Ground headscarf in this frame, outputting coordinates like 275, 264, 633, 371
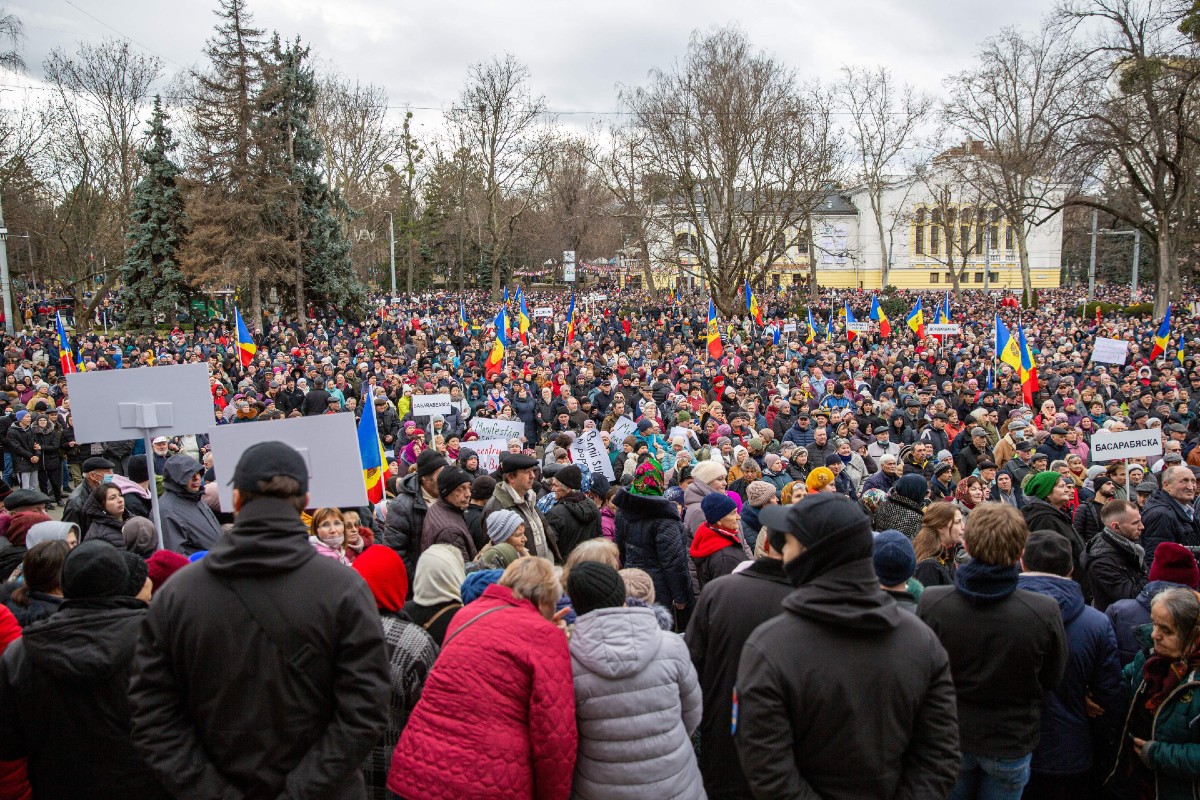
859, 488, 887, 516
412, 543, 465, 606
1025, 470, 1062, 501
631, 457, 664, 496
352, 544, 409, 613
954, 478, 979, 510
893, 474, 928, 505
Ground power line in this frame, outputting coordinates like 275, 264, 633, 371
58, 0, 189, 70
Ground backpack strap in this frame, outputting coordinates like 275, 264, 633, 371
442, 604, 512, 647
214, 573, 321, 694
420, 602, 461, 631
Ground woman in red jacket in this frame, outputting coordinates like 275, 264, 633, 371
387, 556, 577, 800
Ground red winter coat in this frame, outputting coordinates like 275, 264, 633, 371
387, 583, 577, 800
0, 605, 30, 800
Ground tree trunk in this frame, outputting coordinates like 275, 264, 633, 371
1017, 224, 1033, 302
872, 192, 889, 287
250, 269, 262, 334
638, 233, 655, 293
1155, 219, 1176, 320
294, 266, 305, 331
405, 205, 414, 294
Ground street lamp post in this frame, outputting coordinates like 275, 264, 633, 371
384, 211, 397, 297
0, 194, 13, 334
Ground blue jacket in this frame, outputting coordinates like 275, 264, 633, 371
1105, 580, 1189, 667
781, 422, 814, 448
613, 490, 693, 609
1018, 574, 1124, 776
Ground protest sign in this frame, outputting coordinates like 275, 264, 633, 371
609, 416, 637, 442
411, 393, 452, 417
570, 429, 616, 481
1091, 337, 1129, 365
1088, 428, 1163, 461
534, 307, 553, 318
466, 438, 510, 473
925, 324, 961, 335
469, 417, 525, 440
846, 322, 871, 333
782, 323, 797, 333
668, 426, 695, 451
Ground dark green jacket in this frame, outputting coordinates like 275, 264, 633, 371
1112, 625, 1200, 800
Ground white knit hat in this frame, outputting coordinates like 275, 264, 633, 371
487, 509, 523, 544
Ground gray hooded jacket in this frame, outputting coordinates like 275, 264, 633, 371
569, 606, 704, 800
159, 455, 223, 555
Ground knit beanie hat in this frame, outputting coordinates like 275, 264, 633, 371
486, 509, 523, 544
436, 467, 472, 499
691, 460, 727, 487
806, 467, 835, 493
893, 474, 928, 504
6, 512, 51, 548
557, 464, 583, 491
122, 517, 157, 556
61, 540, 128, 600
746, 481, 777, 508
470, 475, 497, 500
567, 561, 627, 617
873, 530, 917, 587
119, 551, 150, 597
1025, 470, 1062, 500
416, 449, 449, 479
664, 486, 686, 506
1022, 530, 1073, 576
351, 544, 408, 612
146, 550, 189, 594
619, 567, 656, 604
760, 493, 874, 587
701, 492, 737, 525
1149, 542, 1200, 588
461, 569, 504, 604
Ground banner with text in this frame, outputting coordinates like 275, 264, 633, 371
1088, 428, 1163, 461
570, 429, 616, 481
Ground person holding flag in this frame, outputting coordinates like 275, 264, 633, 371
234, 307, 257, 368
1150, 304, 1173, 360
906, 298, 925, 339
744, 280, 764, 326
869, 295, 891, 336
518, 292, 532, 345
806, 307, 817, 345
56, 312, 77, 375
707, 299, 723, 360
1018, 323, 1039, 406
358, 388, 387, 504
485, 307, 508, 378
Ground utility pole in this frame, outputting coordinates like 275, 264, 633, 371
385, 211, 397, 297
1087, 209, 1098, 307
0, 194, 14, 335
1131, 229, 1140, 302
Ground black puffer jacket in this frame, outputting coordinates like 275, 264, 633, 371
80, 491, 130, 548
613, 490, 693, 609
1081, 530, 1147, 613
0, 599, 170, 799
736, 559, 960, 799
384, 473, 431, 584
0, 582, 61, 628
1141, 490, 1200, 568
1023, 498, 1090, 601
544, 492, 601, 560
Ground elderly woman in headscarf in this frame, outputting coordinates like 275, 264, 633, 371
402, 543, 465, 647
953, 476, 986, 521
870, 474, 927, 540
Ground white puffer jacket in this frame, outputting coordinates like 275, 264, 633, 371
569, 606, 705, 800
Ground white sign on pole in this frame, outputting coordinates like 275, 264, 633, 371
570, 428, 615, 481
563, 250, 576, 283
209, 414, 369, 512
533, 307, 553, 318
609, 416, 637, 442
782, 323, 798, 333
846, 322, 871, 333
1091, 337, 1130, 365
469, 417, 526, 441
67, 363, 214, 443
464, 438, 510, 474
668, 426, 695, 451
411, 393, 452, 417
1088, 428, 1164, 461
925, 323, 962, 335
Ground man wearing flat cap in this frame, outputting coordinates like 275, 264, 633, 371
130, 440, 389, 800
61, 456, 115, 529
482, 452, 561, 563
734, 493, 960, 799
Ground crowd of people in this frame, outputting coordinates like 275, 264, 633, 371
0, 281, 1196, 798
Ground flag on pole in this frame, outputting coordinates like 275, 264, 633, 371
744, 281, 764, 326
771, 323, 781, 346
905, 298, 925, 338
357, 390, 387, 504
1150, 304, 1173, 360
825, 310, 835, 340
1018, 323, 1039, 406
805, 308, 817, 345
941, 292, 952, 322
56, 312, 76, 375
485, 307, 508, 378
845, 302, 859, 343
996, 315, 1022, 371
869, 295, 891, 336
518, 292, 531, 345
707, 299, 723, 359
234, 307, 257, 368
987, 368, 994, 391
459, 300, 470, 333
565, 294, 576, 345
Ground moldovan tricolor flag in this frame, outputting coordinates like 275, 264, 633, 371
744, 281, 764, 326
234, 307, 257, 368
56, 312, 76, 375
845, 302, 859, 343
805, 308, 817, 345
905, 298, 925, 338
485, 308, 508, 378
707, 299, 724, 360
996, 315, 1022, 372
869, 295, 891, 336
565, 294, 576, 345
357, 390, 387, 503
1150, 304, 1173, 361
1018, 323, 1039, 406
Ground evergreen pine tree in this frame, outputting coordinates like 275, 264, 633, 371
119, 96, 188, 332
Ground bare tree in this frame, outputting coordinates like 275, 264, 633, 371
623, 26, 843, 315
592, 122, 668, 291
944, 25, 1082, 300
0, 6, 24, 72
312, 72, 403, 211
836, 65, 935, 287
1055, 0, 1200, 316
914, 160, 989, 296
447, 54, 552, 298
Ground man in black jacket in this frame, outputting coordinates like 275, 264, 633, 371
734, 494, 960, 800
1141, 466, 1200, 568
919, 502, 1068, 800
686, 537, 791, 800
543, 464, 600, 560
5, 410, 39, 490
1082, 499, 1147, 613
129, 441, 390, 800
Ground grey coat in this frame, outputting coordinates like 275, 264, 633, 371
159, 456, 222, 556
569, 606, 704, 800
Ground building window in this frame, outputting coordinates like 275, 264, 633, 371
990, 209, 1000, 252
914, 209, 925, 255
930, 210, 940, 255
990, 271, 999, 282
975, 272, 984, 283
946, 272, 955, 283
960, 225, 971, 257
930, 272, 939, 283
1005, 225, 1014, 251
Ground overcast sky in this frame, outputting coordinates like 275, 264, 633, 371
11, 0, 1054, 134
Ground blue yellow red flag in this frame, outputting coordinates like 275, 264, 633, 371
235, 307, 257, 368
357, 390, 387, 503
